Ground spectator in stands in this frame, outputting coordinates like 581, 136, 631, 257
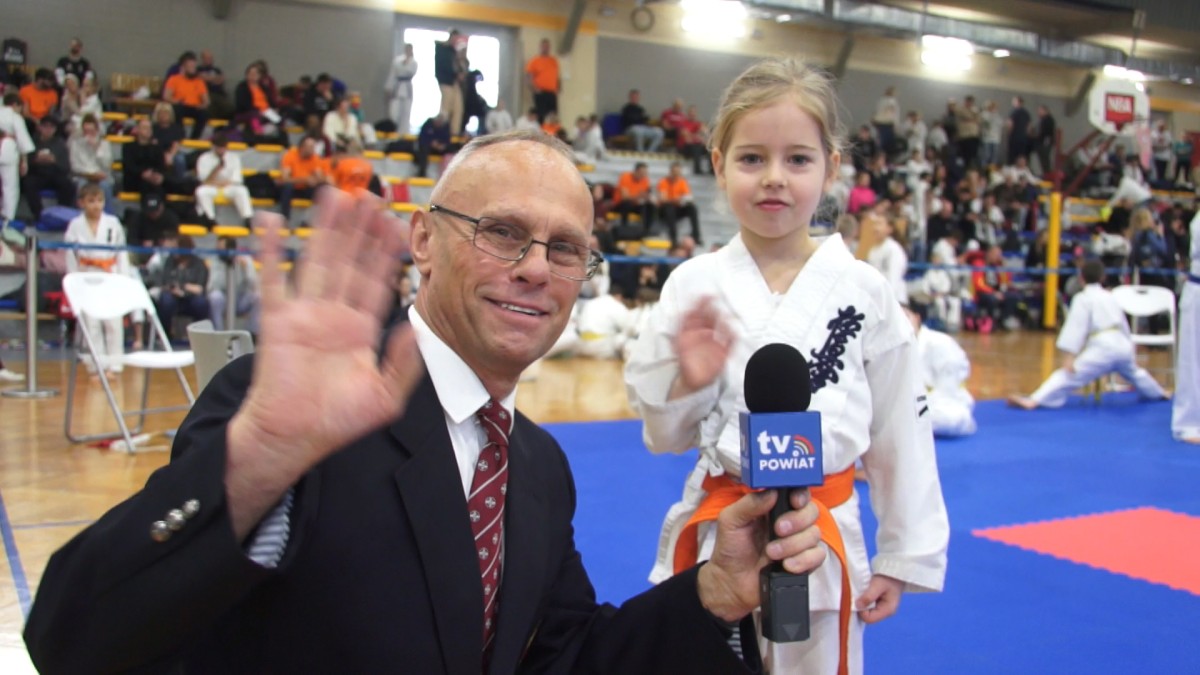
903, 148, 931, 190
55, 37, 94, 88
1173, 134, 1194, 186
207, 236, 260, 334
955, 95, 981, 169
386, 43, 418, 134
850, 124, 877, 173
901, 110, 926, 159
620, 89, 664, 153
331, 140, 377, 196
198, 50, 231, 119
980, 100, 1002, 169
614, 161, 654, 237
971, 245, 1021, 331
324, 96, 363, 153
659, 98, 687, 146
514, 107, 540, 133
123, 118, 169, 195
846, 171, 877, 215
926, 199, 960, 259
1005, 96, 1031, 165
1032, 104, 1057, 176
1151, 119, 1173, 183
919, 249, 960, 331
657, 161, 699, 245
460, 66, 486, 136
21, 116, 74, 220
129, 192, 178, 250
927, 120, 949, 159
304, 73, 336, 120
234, 63, 282, 143
151, 102, 187, 179
1129, 208, 1173, 331
164, 52, 210, 140
835, 213, 859, 253
967, 191, 1004, 249
484, 98, 513, 135
18, 68, 58, 125
195, 132, 252, 225
302, 112, 334, 157
526, 38, 560, 124
414, 114, 450, 179
571, 115, 606, 163
1003, 154, 1038, 183
277, 134, 330, 218
541, 111, 563, 139
59, 74, 100, 134
873, 86, 899, 156
678, 106, 709, 175
0, 94, 33, 225
68, 114, 114, 215
865, 213, 909, 304
434, 30, 465, 134
152, 233, 211, 340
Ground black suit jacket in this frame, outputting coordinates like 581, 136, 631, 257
25, 355, 760, 674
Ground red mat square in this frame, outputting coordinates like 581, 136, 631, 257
973, 507, 1200, 596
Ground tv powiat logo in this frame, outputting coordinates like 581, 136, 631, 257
739, 411, 824, 489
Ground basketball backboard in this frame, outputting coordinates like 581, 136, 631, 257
1088, 77, 1150, 136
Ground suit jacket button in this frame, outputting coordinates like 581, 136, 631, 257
166, 509, 187, 531
150, 520, 171, 543
182, 499, 201, 518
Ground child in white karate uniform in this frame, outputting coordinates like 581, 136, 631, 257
625, 57, 948, 675
1008, 259, 1167, 410
1174, 211, 1200, 443
905, 306, 976, 437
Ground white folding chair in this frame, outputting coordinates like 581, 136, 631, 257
1112, 284, 1177, 383
186, 319, 254, 392
63, 272, 196, 452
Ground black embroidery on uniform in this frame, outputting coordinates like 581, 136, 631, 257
809, 305, 865, 393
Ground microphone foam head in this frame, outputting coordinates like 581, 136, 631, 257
744, 343, 812, 413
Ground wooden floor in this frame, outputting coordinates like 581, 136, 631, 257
0, 332, 1172, 671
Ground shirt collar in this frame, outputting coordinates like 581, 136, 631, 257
409, 304, 516, 428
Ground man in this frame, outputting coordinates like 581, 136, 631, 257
207, 236, 261, 334
1009, 259, 1167, 410
620, 89, 664, 153
525, 38, 559, 124
276, 134, 330, 219
415, 114, 450, 179
657, 161, 699, 245
18, 68, 58, 125
163, 52, 211, 140
1032, 105, 1057, 177
129, 192, 179, 249
659, 98, 687, 146
24, 130, 824, 673
387, 43, 418, 134
614, 161, 655, 238
55, 37, 94, 88
1005, 96, 1031, 166
20, 116, 74, 220
0, 94, 32, 225
122, 117, 169, 195
198, 50, 232, 119
901, 110, 927, 159
304, 73, 335, 120
435, 30, 465, 135
195, 132, 253, 224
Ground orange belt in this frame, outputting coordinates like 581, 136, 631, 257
674, 466, 855, 675
79, 256, 117, 272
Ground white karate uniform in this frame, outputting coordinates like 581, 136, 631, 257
576, 294, 632, 359
0, 106, 34, 222
195, 150, 252, 220
867, 236, 909, 304
1031, 283, 1167, 407
65, 214, 137, 373
916, 326, 976, 437
625, 234, 948, 675
921, 268, 962, 330
386, 55, 418, 134
1173, 212, 1200, 441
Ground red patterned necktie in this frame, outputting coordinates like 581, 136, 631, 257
471, 399, 510, 659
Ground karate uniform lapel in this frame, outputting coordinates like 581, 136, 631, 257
389, 376, 484, 674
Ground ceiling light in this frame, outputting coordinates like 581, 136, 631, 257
1103, 64, 1146, 82
681, 0, 748, 38
776, 14, 792, 22
1183, 77, 1195, 85
921, 35, 974, 72
993, 49, 1010, 58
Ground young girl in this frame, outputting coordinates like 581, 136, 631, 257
624, 57, 948, 674
65, 184, 139, 378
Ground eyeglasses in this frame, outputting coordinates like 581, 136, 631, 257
429, 204, 603, 281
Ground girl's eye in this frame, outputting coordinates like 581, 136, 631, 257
790, 155, 813, 165
738, 153, 763, 165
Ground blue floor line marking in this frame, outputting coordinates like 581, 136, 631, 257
0, 488, 32, 618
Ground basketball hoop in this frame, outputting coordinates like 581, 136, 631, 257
1089, 78, 1150, 137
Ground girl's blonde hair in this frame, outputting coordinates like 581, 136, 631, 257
152, 102, 176, 124
1130, 207, 1155, 232
708, 56, 846, 169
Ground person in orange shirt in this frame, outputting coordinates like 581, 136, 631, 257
657, 162, 700, 245
277, 135, 331, 218
614, 162, 655, 239
163, 52, 211, 140
19, 68, 59, 124
525, 38, 560, 124
331, 140, 378, 196
541, 111, 563, 139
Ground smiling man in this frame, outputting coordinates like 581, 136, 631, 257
25, 130, 825, 674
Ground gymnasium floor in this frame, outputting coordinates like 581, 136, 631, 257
0, 331, 1179, 673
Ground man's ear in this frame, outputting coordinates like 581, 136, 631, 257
410, 210, 433, 277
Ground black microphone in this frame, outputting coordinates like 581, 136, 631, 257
740, 343, 823, 643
